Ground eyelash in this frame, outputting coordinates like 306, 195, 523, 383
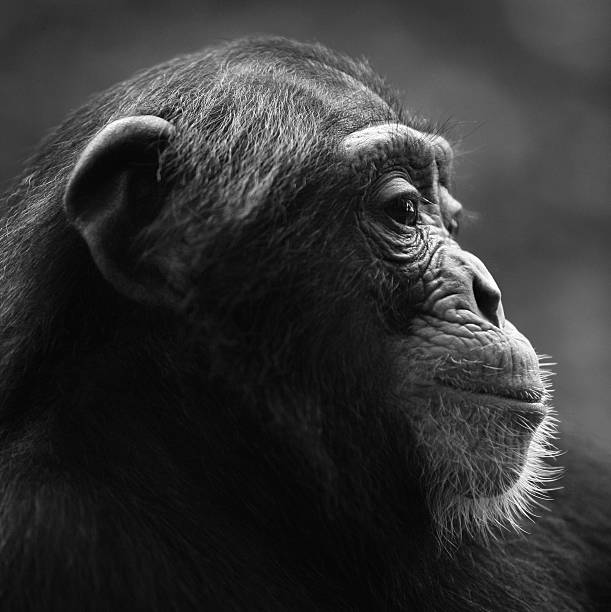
407, 194, 462, 239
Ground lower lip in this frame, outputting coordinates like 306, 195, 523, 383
434, 383, 549, 418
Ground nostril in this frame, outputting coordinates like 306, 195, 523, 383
472, 275, 502, 327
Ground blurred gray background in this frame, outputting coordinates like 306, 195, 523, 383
1, 0, 609, 446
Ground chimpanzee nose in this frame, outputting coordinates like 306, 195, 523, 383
432, 249, 505, 328
471, 267, 504, 328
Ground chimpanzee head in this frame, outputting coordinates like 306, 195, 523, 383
3, 37, 558, 546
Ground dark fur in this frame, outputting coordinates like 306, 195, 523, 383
0, 36, 609, 611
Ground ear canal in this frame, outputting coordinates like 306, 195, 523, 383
64, 115, 177, 306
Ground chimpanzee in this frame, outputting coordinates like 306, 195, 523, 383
0, 36, 609, 612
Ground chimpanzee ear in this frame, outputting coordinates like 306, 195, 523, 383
64, 115, 177, 306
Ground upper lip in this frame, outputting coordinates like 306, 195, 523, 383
434, 378, 546, 404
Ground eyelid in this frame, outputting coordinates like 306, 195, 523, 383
374, 176, 420, 203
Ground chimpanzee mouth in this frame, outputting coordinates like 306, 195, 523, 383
434, 379, 548, 420
434, 377, 545, 403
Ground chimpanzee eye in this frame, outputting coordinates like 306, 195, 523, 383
374, 176, 421, 229
383, 194, 419, 227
